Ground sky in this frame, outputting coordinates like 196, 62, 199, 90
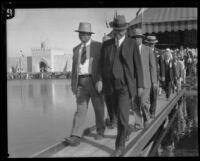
6, 8, 146, 57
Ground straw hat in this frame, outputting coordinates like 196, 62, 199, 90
75, 22, 94, 34
145, 36, 158, 44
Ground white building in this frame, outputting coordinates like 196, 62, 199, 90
7, 40, 72, 73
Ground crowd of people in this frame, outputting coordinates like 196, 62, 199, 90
63, 15, 197, 157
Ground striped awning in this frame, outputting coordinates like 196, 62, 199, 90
129, 8, 197, 34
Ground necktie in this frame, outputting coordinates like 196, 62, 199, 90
115, 39, 119, 48
80, 44, 86, 64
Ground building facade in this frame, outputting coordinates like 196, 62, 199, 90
7, 41, 72, 73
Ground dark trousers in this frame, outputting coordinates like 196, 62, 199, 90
112, 83, 130, 149
105, 93, 118, 124
134, 88, 151, 126
165, 80, 172, 99
149, 85, 158, 115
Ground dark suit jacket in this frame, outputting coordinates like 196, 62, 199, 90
154, 48, 165, 80
100, 36, 144, 98
164, 59, 174, 82
71, 40, 102, 95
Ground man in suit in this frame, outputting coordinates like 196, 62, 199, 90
64, 22, 105, 146
144, 36, 165, 119
100, 15, 144, 157
164, 50, 175, 100
176, 54, 185, 91
102, 35, 118, 129
131, 29, 157, 129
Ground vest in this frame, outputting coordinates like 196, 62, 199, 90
112, 44, 125, 84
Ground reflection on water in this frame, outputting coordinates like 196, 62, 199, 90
7, 80, 96, 157
156, 95, 198, 157
7, 80, 198, 157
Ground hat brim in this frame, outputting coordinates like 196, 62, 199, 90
75, 30, 95, 34
113, 23, 129, 30
145, 40, 158, 43
113, 26, 128, 30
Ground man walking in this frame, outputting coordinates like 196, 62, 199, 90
100, 15, 144, 157
102, 35, 118, 129
64, 22, 105, 146
145, 36, 165, 118
131, 29, 157, 129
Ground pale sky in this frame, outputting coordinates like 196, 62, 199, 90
6, 8, 145, 57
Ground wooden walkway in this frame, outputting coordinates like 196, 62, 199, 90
31, 89, 195, 157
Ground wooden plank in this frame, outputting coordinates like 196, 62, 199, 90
32, 90, 184, 157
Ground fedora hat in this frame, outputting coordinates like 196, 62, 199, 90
131, 28, 144, 38
75, 22, 94, 34
112, 15, 128, 30
145, 36, 158, 44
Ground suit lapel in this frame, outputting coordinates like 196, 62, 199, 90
121, 36, 128, 59
109, 39, 116, 64
90, 41, 94, 59
74, 44, 81, 73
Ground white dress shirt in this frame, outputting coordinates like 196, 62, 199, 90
78, 39, 93, 75
115, 35, 125, 47
139, 44, 142, 55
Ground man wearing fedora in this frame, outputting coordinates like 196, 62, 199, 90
100, 15, 144, 156
102, 34, 118, 130
145, 35, 165, 119
64, 22, 105, 146
131, 29, 157, 129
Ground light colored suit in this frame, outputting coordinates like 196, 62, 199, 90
71, 40, 102, 95
70, 40, 105, 137
140, 44, 157, 88
134, 44, 157, 125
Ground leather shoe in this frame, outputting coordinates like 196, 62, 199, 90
112, 147, 125, 157
126, 128, 133, 141
64, 135, 81, 146
131, 124, 144, 132
105, 118, 117, 129
83, 128, 92, 136
107, 123, 117, 129
94, 133, 104, 140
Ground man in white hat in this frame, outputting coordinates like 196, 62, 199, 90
144, 35, 165, 119
64, 22, 105, 146
130, 29, 157, 129
100, 15, 144, 157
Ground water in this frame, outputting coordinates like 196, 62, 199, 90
7, 79, 97, 158
7, 80, 198, 157
151, 95, 198, 157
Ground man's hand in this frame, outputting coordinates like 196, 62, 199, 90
96, 80, 103, 93
137, 88, 143, 97
161, 77, 165, 81
153, 83, 158, 88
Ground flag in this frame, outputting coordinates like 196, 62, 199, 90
136, 8, 142, 17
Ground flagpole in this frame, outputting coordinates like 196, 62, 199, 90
141, 8, 143, 32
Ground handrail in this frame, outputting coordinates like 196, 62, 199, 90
124, 89, 185, 156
